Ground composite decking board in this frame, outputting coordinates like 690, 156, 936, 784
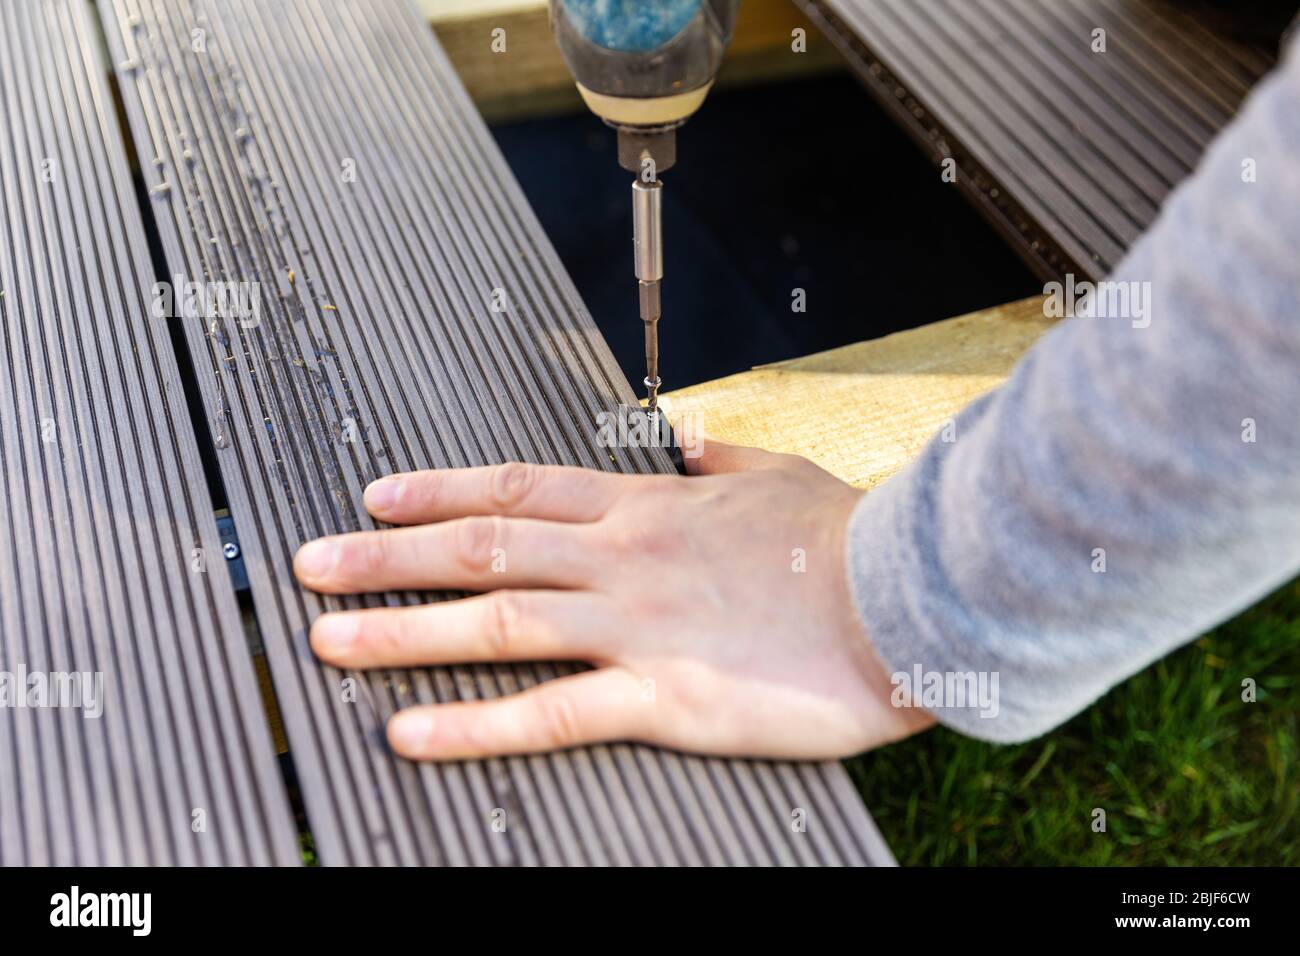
0, 0, 298, 866
799, 0, 1275, 280
101, 0, 894, 866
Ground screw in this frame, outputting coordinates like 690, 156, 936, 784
223, 542, 240, 560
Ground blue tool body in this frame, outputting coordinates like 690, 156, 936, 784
558, 0, 702, 52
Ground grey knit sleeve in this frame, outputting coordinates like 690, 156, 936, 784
845, 39, 1300, 743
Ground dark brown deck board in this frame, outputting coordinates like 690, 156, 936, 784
101, 0, 895, 866
0, 0, 298, 866
799, 0, 1278, 280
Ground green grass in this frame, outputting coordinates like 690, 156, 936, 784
846, 579, 1299, 866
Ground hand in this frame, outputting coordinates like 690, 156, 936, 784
292, 439, 934, 761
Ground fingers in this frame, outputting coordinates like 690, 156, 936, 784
386, 667, 649, 760
310, 591, 617, 668
684, 435, 779, 476
364, 462, 627, 525
294, 517, 598, 594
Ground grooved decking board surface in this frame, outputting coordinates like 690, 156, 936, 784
102, 0, 894, 865
798, 0, 1277, 281
0, 0, 298, 865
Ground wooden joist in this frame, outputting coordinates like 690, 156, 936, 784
659, 296, 1054, 489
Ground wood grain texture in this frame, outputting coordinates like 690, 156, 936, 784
659, 296, 1054, 489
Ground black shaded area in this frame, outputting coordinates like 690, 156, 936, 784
1201, 0, 1299, 44
492, 73, 1040, 390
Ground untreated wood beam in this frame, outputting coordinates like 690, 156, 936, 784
659, 296, 1054, 489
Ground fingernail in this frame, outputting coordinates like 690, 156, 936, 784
311, 613, 360, 654
294, 538, 339, 582
364, 476, 402, 513
388, 713, 431, 755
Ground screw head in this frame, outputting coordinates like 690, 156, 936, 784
223, 542, 240, 560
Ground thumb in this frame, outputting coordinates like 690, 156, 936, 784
657, 402, 777, 475
683, 431, 778, 476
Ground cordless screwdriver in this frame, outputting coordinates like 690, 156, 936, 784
548, 0, 740, 419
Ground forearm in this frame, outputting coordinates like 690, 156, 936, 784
847, 39, 1300, 742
